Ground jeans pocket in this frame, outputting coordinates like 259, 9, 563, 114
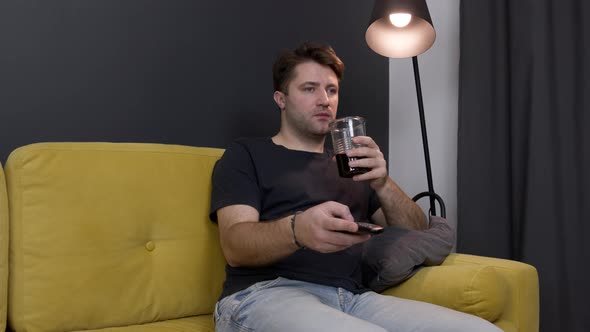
252, 276, 283, 291
213, 301, 220, 324
216, 277, 284, 329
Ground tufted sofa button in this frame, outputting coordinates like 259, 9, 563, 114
145, 241, 156, 251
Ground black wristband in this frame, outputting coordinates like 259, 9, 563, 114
290, 211, 305, 250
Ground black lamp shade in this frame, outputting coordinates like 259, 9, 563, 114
366, 0, 436, 58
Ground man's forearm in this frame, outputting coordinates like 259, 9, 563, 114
222, 216, 299, 268
374, 177, 427, 230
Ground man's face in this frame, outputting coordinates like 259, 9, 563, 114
275, 61, 339, 137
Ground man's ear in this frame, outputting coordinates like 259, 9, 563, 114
273, 91, 286, 110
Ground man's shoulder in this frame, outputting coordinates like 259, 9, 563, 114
221, 137, 277, 162
232, 136, 271, 147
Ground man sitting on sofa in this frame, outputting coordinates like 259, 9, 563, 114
209, 41, 501, 332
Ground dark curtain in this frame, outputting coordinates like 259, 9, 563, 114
458, 0, 589, 331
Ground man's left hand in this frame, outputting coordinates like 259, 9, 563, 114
346, 136, 388, 189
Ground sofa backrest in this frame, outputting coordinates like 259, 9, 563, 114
0, 162, 8, 331
5, 143, 226, 332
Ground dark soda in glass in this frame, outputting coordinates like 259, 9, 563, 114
336, 154, 368, 178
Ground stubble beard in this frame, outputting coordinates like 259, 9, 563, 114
283, 105, 334, 143
305, 116, 331, 136
292, 117, 330, 143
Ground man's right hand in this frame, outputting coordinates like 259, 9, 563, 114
293, 201, 371, 253
217, 202, 371, 268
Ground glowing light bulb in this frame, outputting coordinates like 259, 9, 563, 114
389, 13, 412, 28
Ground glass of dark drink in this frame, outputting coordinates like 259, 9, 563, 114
329, 116, 369, 178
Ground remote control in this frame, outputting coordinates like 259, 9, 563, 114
354, 221, 384, 234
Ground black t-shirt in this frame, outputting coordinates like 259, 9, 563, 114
210, 137, 381, 299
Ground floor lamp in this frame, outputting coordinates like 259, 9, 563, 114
365, 0, 446, 218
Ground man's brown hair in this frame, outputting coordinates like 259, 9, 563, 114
272, 42, 345, 94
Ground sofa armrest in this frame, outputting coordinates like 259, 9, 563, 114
381, 253, 539, 332
442, 253, 539, 332
381, 254, 506, 322
0, 163, 8, 332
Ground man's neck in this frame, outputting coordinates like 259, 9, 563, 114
271, 131, 325, 153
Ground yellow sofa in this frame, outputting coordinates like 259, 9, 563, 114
0, 142, 539, 332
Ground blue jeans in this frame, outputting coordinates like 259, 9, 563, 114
214, 277, 502, 332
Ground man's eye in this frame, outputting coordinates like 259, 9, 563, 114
328, 88, 338, 95
304, 87, 315, 92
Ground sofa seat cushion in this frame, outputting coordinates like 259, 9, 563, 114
75, 315, 214, 332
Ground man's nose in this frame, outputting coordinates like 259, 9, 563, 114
317, 90, 329, 105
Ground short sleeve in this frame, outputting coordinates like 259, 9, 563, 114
209, 141, 261, 222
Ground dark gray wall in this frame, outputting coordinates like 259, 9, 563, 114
0, 0, 388, 163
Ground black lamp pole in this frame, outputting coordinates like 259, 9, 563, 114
411, 56, 445, 217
